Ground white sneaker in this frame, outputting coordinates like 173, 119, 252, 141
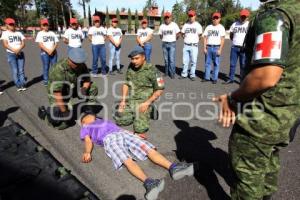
21, 87, 27, 91
0, 91, 3, 95
17, 87, 23, 92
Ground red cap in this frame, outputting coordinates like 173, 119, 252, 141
70, 18, 78, 24
141, 19, 148, 24
188, 10, 196, 17
112, 18, 118, 23
40, 18, 49, 25
212, 12, 221, 18
92, 15, 100, 21
164, 12, 172, 17
240, 9, 250, 17
5, 18, 15, 25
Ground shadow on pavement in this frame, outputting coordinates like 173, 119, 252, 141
173, 120, 234, 200
0, 106, 19, 127
1, 81, 15, 91
116, 194, 136, 200
26, 75, 43, 88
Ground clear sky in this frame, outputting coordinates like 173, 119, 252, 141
71, 0, 261, 16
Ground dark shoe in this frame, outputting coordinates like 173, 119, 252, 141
144, 179, 165, 200
212, 80, 217, 84
38, 106, 47, 120
178, 76, 186, 79
117, 69, 123, 74
169, 163, 194, 180
109, 71, 115, 75
201, 79, 210, 82
263, 195, 273, 200
190, 77, 196, 81
222, 80, 234, 84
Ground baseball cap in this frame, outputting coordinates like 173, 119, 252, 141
188, 10, 196, 17
112, 18, 118, 22
40, 18, 49, 25
68, 48, 87, 64
164, 12, 172, 17
240, 9, 250, 17
128, 46, 145, 58
212, 12, 221, 18
70, 18, 78, 24
92, 15, 100, 21
5, 18, 15, 25
141, 19, 148, 24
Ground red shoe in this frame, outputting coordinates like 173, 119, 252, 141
136, 133, 148, 140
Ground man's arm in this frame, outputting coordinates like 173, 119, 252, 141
143, 33, 153, 43
2, 40, 17, 53
82, 135, 93, 163
139, 90, 163, 113
136, 35, 143, 46
88, 34, 92, 42
118, 84, 129, 112
203, 36, 207, 54
218, 36, 225, 55
38, 42, 51, 55
230, 32, 234, 41
53, 92, 68, 112
108, 35, 116, 46
63, 37, 69, 44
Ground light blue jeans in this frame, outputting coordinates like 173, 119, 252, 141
204, 46, 221, 81
40, 50, 58, 84
181, 44, 199, 78
109, 43, 121, 72
7, 52, 26, 88
162, 41, 176, 76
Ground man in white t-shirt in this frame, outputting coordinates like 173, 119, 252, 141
88, 15, 107, 75
35, 18, 59, 85
1, 18, 27, 91
224, 9, 250, 84
63, 18, 84, 51
137, 19, 154, 63
107, 18, 123, 75
203, 12, 226, 84
158, 11, 180, 79
179, 10, 203, 81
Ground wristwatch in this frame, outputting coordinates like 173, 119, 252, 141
227, 93, 239, 109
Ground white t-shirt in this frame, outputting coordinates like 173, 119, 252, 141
158, 22, 180, 42
88, 26, 107, 45
203, 24, 226, 45
137, 27, 154, 43
107, 27, 122, 44
35, 30, 59, 50
63, 28, 84, 48
0, 30, 25, 53
230, 21, 249, 46
181, 21, 203, 44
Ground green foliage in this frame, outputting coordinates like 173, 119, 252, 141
128, 8, 132, 33
160, 7, 164, 25
143, 7, 148, 18
116, 8, 121, 23
88, 5, 91, 26
172, 1, 188, 26
105, 6, 110, 26
134, 9, 139, 33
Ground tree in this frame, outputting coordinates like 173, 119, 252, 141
78, 0, 90, 19
160, 7, 164, 25
105, 6, 109, 27
88, 5, 91, 26
128, 8, 132, 33
143, 7, 148, 18
116, 8, 121, 23
134, 9, 139, 33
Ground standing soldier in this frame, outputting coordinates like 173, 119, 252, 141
136, 19, 154, 63
179, 10, 203, 81
107, 18, 123, 75
213, 0, 300, 199
35, 18, 59, 86
202, 12, 225, 84
1, 18, 26, 91
224, 9, 250, 84
158, 11, 180, 79
63, 18, 84, 51
114, 46, 164, 140
38, 48, 98, 130
88, 15, 107, 76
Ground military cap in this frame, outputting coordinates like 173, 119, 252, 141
128, 46, 145, 58
68, 48, 87, 63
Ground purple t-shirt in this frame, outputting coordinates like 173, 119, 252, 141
80, 118, 122, 146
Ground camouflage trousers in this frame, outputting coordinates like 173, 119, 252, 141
114, 100, 151, 133
229, 125, 281, 200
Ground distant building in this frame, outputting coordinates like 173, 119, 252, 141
95, 5, 161, 34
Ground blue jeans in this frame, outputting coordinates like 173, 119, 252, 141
67, 46, 81, 53
181, 44, 198, 78
92, 44, 106, 74
229, 46, 246, 81
7, 52, 26, 88
204, 46, 221, 81
109, 43, 121, 71
143, 43, 152, 63
162, 42, 176, 76
40, 50, 58, 84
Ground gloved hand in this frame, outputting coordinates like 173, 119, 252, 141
80, 87, 88, 96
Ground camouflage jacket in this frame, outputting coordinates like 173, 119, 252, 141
125, 62, 165, 101
237, 0, 300, 145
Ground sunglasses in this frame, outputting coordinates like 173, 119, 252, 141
71, 23, 77, 25
112, 21, 118, 23
213, 17, 220, 20
8, 23, 15, 26
42, 23, 49, 26
94, 20, 100, 23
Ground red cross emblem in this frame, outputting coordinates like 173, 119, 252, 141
157, 77, 165, 87
254, 32, 282, 60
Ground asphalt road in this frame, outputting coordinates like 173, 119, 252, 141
0, 36, 299, 200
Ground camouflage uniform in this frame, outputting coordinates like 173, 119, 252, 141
47, 58, 98, 111
114, 63, 164, 133
230, 1, 300, 199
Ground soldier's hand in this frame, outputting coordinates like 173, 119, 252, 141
213, 94, 236, 128
139, 101, 150, 113
118, 100, 126, 113
82, 152, 92, 163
